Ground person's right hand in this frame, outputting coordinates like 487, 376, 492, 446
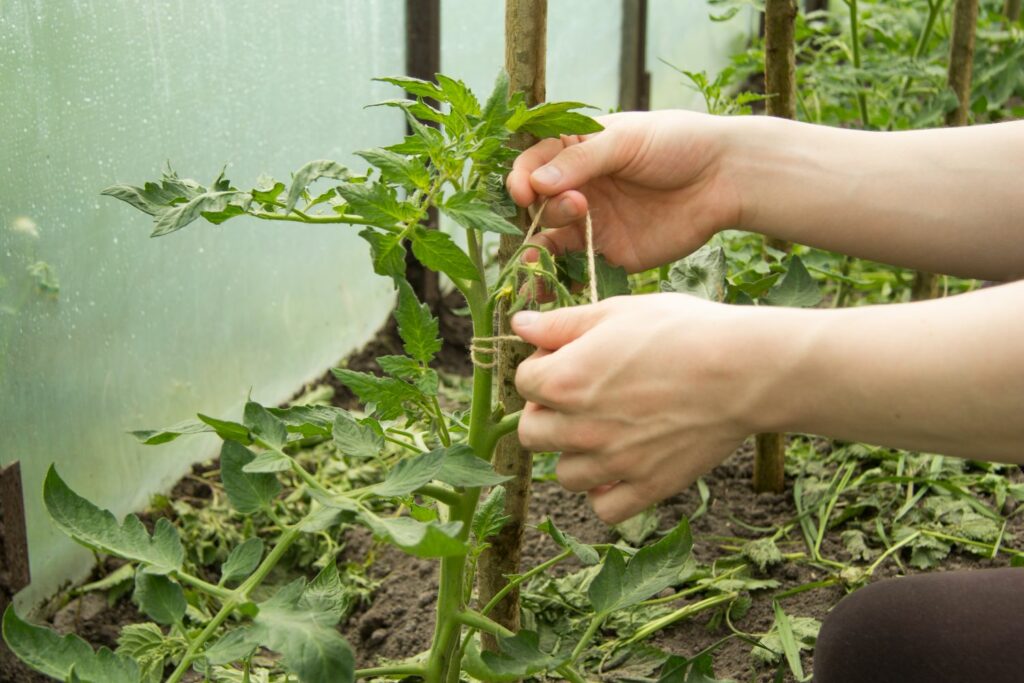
505, 110, 742, 273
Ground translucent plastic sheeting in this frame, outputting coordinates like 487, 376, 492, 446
0, 1, 403, 609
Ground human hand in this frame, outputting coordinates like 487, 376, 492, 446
505, 110, 741, 273
513, 293, 760, 524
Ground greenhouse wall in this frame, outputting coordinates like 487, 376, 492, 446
0, 1, 751, 610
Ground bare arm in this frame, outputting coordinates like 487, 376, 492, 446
728, 117, 1024, 281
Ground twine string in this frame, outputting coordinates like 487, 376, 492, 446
470, 200, 600, 368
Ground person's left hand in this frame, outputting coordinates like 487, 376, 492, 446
513, 294, 758, 524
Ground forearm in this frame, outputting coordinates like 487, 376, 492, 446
746, 280, 1024, 463
724, 117, 1024, 281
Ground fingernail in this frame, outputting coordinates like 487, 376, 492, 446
558, 196, 576, 218
532, 165, 562, 186
513, 311, 540, 328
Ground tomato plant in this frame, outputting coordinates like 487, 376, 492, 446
2, 72, 694, 683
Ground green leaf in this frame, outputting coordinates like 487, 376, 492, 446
658, 652, 736, 683
355, 148, 430, 191
337, 182, 414, 227
442, 191, 520, 235
332, 412, 384, 459
133, 572, 186, 625
302, 564, 352, 619
44, 466, 183, 574
196, 414, 252, 444
358, 228, 407, 279
661, 246, 728, 302
130, 419, 211, 445
243, 401, 289, 449
202, 627, 258, 666
763, 256, 822, 308
590, 518, 693, 614
772, 602, 811, 681
268, 404, 345, 438
538, 517, 599, 565
360, 513, 467, 558
284, 160, 350, 213
377, 355, 439, 395
220, 538, 264, 585
560, 252, 631, 299
741, 537, 783, 573
247, 579, 355, 683
437, 445, 513, 487
588, 546, 627, 613
374, 75, 444, 101
615, 507, 659, 545
472, 485, 510, 542
116, 623, 180, 683
152, 191, 251, 237
219, 441, 282, 513
3, 607, 140, 683
506, 101, 604, 138
464, 630, 569, 681
331, 368, 422, 420
241, 450, 292, 473
250, 178, 286, 205
394, 279, 442, 364
436, 74, 481, 116
374, 449, 446, 497
410, 226, 481, 282
480, 70, 514, 133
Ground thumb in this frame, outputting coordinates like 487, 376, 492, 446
512, 305, 604, 351
529, 130, 625, 196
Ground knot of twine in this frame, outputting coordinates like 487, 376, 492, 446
470, 199, 599, 369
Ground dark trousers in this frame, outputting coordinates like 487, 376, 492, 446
813, 568, 1024, 682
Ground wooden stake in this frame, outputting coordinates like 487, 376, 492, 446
913, 0, 978, 301
619, 0, 650, 112
1006, 0, 1022, 22
0, 461, 31, 617
754, 0, 797, 493
476, 0, 547, 651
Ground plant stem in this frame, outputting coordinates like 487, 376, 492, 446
415, 484, 464, 509
174, 571, 234, 601
626, 592, 739, 644
251, 210, 378, 227
569, 613, 606, 665
165, 521, 305, 683
845, 0, 871, 127
456, 609, 515, 638
354, 664, 427, 679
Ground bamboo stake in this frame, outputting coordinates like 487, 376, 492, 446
475, 0, 547, 652
753, 0, 797, 494
913, 0, 979, 300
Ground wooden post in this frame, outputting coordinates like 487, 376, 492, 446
0, 461, 31, 617
619, 0, 650, 112
404, 0, 443, 314
476, 0, 547, 651
1006, 0, 1022, 22
913, 0, 979, 300
753, 0, 797, 494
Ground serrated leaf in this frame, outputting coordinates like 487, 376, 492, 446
220, 538, 264, 585
588, 546, 627, 613
538, 517, 599, 565
332, 412, 384, 459
410, 226, 481, 282
361, 513, 467, 557
506, 101, 604, 138
301, 564, 351, 620
284, 160, 350, 213
742, 537, 783, 573
116, 623, 177, 683
44, 466, 183, 574
250, 178, 285, 205
377, 355, 438, 395
374, 449, 446, 497
442, 191, 520, 235
202, 627, 258, 666
615, 507, 659, 545
355, 148, 430, 191
196, 414, 252, 444
331, 368, 422, 420
243, 401, 289, 449
436, 74, 481, 116
337, 182, 413, 227
464, 630, 569, 681
151, 191, 251, 237
472, 485, 510, 542
661, 246, 728, 302
590, 518, 693, 613
394, 279, 442, 363
130, 419, 211, 445
133, 572, 186, 625
480, 70, 513, 133
375, 75, 444, 101
219, 441, 282, 513
358, 228, 407, 279
560, 252, 630, 299
437, 445, 513, 487
268, 404, 345, 438
763, 256, 822, 307
241, 450, 292, 473
3, 607, 140, 683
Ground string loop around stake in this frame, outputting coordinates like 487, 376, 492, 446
470, 201, 600, 368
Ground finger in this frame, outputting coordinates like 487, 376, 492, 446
588, 481, 659, 525
556, 452, 618, 492
524, 129, 625, 198
511, 303, 605, 351
518, 403, 573, 452
528, 190, 588, 230
515, 355, 574, 409
508, 138, 567, 206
